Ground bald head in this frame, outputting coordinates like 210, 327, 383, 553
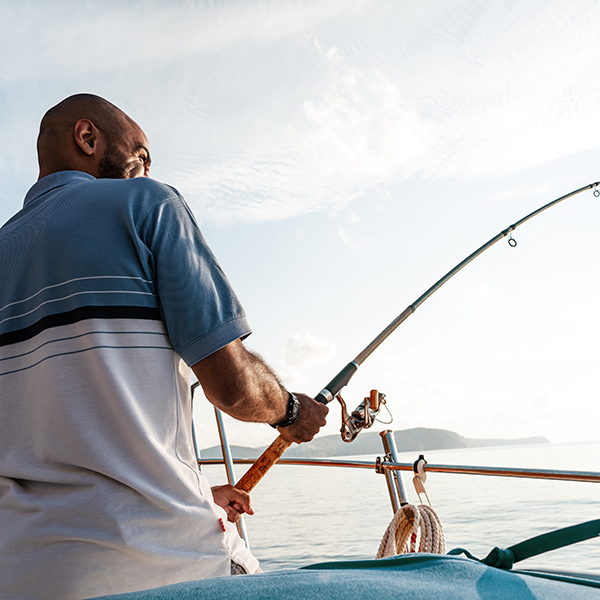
37, 94, 151, 180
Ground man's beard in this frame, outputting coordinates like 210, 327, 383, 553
97, 144, 129, 179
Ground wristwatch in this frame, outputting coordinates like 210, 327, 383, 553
270, 392, 301, 428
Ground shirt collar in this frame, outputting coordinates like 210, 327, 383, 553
24, 171, 96, 207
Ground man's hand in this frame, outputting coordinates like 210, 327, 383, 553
276, 392, 328, 444
211, 484, 255, 523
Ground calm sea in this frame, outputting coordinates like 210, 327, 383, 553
202, 441, 600, 574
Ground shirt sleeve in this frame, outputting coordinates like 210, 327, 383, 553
139, 190, 251, 366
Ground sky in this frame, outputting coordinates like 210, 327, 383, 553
1, 0, 600, 452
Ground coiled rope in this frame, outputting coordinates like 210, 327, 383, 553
376, 504, 446, 558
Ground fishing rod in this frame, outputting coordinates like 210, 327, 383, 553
235, 180, 600, 493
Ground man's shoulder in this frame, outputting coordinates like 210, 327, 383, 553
129, 177, 180, 196
87, 177, 187, 217
94, 176, 181, 199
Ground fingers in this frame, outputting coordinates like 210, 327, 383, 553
211, 484, 255, 522
227, 487, 255, 515
225, 504, 243, 523
225, 497, 255, 523
277, 392, 328, 444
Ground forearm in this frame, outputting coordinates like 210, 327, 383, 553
193, 339, 328, 443
192, 339, 288, 424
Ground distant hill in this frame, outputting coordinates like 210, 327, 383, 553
199, 427, 549, 459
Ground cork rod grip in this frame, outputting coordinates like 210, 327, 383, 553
234, 434, 292, 493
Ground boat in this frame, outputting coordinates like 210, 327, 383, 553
88, 394, 600, 600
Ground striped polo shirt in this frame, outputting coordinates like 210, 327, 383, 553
0, 171, 258, 599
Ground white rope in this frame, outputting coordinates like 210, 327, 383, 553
376, 504, 446, 559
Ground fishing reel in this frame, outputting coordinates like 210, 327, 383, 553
337, 389, 391, 443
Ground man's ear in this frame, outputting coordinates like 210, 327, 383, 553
73, 119, 100, 156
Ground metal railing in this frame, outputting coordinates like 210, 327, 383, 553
199, 406, 600, 549
198, 455, 600, 484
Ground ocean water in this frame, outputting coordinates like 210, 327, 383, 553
202, 440, 600, 574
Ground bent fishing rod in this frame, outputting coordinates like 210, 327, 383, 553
235, 180, 600, 493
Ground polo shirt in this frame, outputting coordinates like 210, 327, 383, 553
0, 171, 258, 599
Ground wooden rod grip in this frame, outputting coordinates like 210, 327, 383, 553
235, 434, 292, 493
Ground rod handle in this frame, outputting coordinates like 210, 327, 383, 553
235, 376, 345, 493
235, 435, 292, 493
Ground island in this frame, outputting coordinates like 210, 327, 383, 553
199, 427, 549, 459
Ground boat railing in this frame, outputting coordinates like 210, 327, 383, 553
193, 402, 600, 547
198, 456, 600, 484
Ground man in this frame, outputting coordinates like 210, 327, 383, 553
0, 94, 328, 599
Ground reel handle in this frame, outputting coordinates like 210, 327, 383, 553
369, 389, 380, 411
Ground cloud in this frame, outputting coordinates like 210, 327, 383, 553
176, 1, 600, 225
286, 332, 337, 365
467, 282, 495, 300
337, 226, 371, 248
275, 332, 337, 387
0, 0, 369, 84
412, 2, 600, 181
179, 40, 432, 225
4, 0, 600, 229
301, 45, 431, 184
338, 228, 350, 244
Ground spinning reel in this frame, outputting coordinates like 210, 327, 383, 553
337, 389, 391, 443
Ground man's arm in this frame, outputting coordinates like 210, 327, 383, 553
192, 339, 328, 444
